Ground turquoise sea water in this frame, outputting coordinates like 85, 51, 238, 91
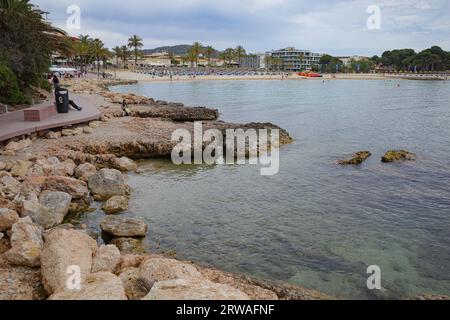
111, 80, 450, 299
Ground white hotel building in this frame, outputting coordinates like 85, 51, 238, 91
268, 47, 322, 71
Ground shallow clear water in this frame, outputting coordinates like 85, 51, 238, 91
112, 80, 450, 299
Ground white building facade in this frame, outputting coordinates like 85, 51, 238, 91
268, 47, 322, 71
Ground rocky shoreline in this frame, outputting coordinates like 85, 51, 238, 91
0, 78, 335, 301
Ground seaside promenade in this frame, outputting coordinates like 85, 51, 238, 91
0, 94, 100, 142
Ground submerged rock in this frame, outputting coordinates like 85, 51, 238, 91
338, 151, 372, 165
110, 238, 146, 254
113, 157, 138, 172
102, 196, 129, 214
88, 169, 130, 201
381, 150, 416, 163
142, 279, 250, 300
100, 216, 147, 238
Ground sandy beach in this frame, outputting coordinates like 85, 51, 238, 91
114, 70, 396, 83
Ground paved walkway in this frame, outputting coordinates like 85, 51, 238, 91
0, 94, 100, 142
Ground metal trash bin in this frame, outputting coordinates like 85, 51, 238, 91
55, 87, 69, 113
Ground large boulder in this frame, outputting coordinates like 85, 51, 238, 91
74, 163, 97, 182
0, 208, 19, 232
113, 157, 138, 172
5, 217, 44, 268
9, 217, 43, 248
119, 268, 150, 300
91, 244, 121, 273
142, 279, 250, 300
1, 176, 21, 200
49, 272, 128, 300
42, 176, 89, 199
40, 228, 97, 295
20, 190, 72, 229
102, 196, 129, 214
20, 191, 72, 229
100, 216, 147, 238
4, 241, 41, 267
88, 169, 130, 200
10, 160, 32, 178
138, 258, 202, 289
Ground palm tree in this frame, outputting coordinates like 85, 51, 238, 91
264, 56, 273, 70
187, 42, 203, 67
128, 35, 144, 68
112, 46, 121, 68
75, 34, 91, 72
234, 45, 246, 66
90, 38, 106, 76
204, 46, 215, 66
120, 45, 130, 68
223, 48, 235, 66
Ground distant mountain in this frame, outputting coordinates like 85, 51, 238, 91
143, 45, 192, 56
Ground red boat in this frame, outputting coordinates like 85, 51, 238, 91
298, 72, 323, 78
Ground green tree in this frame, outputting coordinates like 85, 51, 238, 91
0, 0, 72, 103
128, 35, 144, 68
204, 46, 215, 66
234, 45, 246, 66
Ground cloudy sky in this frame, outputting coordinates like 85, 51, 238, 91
33, 0, 450, 56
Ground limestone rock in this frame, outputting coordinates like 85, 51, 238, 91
9, 217, 43, 248
142, 279, 250, 300
74, 163, 97, 182
61, 129, 77, 136
339, 151, 372, 165
102, 196, 129, 214
41, 228, 97, 294
0, 208, 19, 232
83, 127, 93, 134
21, 191, 72, 229
120, 268, 150, 300
113, 157, 138, 172
110, 238, 146, 255
0, 232, 3, 240
5, 139, 32, 152
10, 160, 32, 178
138, 258, 202, 288
381, 150, 416, 163
1, 176, 21, 200
5, 218, 44, 268
88, 168, 130, 200
100, 216, 147, 238
0, 161, 6, 171
5, 241, 41, 267
49, 272, 128, 300
42, 176, 89, 199
45, 131, 61, 139
91, 244, 121, 273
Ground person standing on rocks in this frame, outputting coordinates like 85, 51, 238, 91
122, 99, 131, 117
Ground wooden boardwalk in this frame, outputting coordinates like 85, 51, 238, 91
0, 94, 100, 142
